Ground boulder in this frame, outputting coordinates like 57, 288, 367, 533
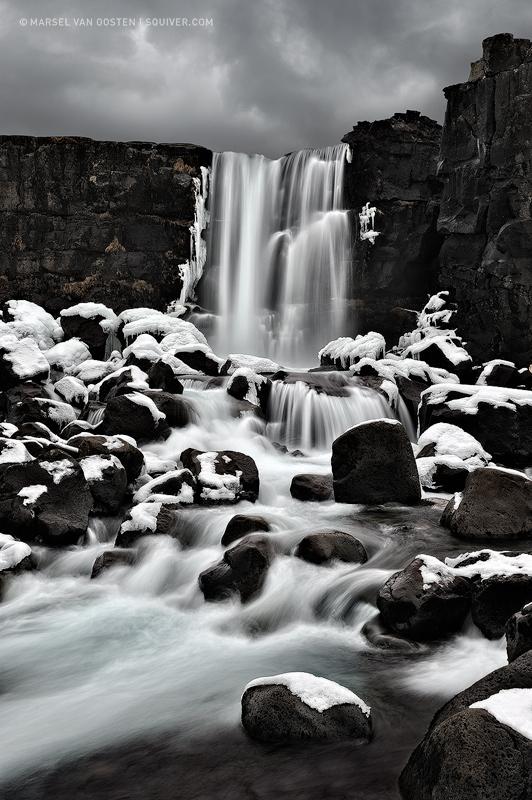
441, 468, 532, 540
226, 369, 271, 413
91, 549, 136, 579
199, 535, 273, 602
60, 303, 118, 359
92, 366, 149, 402
295, 530, 368, 565
332, 420, 421, 505
419, 384, 532, 467
7, 397, 77, 435
361, 615, 422, 653
506, 604, 532, 662
221, 514, 270, 547
101, 392, 169, 442
147, 360, 184, 394
72, 434, 144, 483
377, 556, 471, 641
80, 454, 128, 513
115, 501, 183, 547
0, 449, 93, 545
400, 648, 532, 800
416, 455, 471, 493
403, 334, 472, 379
181, 448, 259, 504
133, 469, 196, 504
241, 672, 372, 743
53, 376, 88, 407
0, 335, 50, 388
472, 575, 532, 639
290, 473, 333, 502
476, 360, 521, 388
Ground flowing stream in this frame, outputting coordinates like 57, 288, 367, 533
0, 382, 506, 799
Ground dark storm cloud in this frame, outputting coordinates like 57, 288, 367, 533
0, 0, 531, 155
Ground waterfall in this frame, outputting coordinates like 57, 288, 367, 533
203, 145, 351, 366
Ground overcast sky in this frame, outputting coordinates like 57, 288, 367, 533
0, 0, 531, 156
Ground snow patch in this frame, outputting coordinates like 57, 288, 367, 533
17, 484, 47, 507
470, 689, 532, 740
0, 532, 32, 570
245, 672, 371, 716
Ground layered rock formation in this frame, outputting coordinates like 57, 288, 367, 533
342, 111, 444, 342
438, 33, 532, 365
0, 136, 211, 313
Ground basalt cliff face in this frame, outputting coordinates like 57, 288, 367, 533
438, 33, 532, 365
342, 111, 444, 342
0, 136, 211, 313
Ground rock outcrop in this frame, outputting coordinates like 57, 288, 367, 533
0, 136, 211, 312
342, 111, 443, 344
438, 34, 532, 365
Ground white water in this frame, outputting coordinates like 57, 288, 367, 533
203, 146, 351, 366
0, 384, 507, 784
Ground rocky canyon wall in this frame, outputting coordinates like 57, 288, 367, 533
438, 33, 532, 365
0, 136, 211, 313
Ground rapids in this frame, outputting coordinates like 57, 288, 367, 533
0, 381, 506, 797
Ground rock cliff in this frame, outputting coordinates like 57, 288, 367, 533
342, 111, 444, 343
438, 33, 532, 365
0, 136, 211, 313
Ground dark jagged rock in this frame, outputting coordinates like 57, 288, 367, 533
438, 34, 532, 366
295, 530, 367, 565
332, 420, 421, 505
72, 434, 144, 483
7, 397, 76, 435
221, 514, 270, 547
80, 454, 128, 513
472, 574, 532, 639
147, 361, 184, 394
506, 604, 532, 662
0, 449, 93, 545
199, 535, 273, 602
91, 549, 136, 579
342, 111, 443, 345
101, 392, 170, 442
0, 136, 211, 312
441, 467, 532, 540
377, 557, 471, 641
290, 473, 333, 502
115, 503, 183, 548
60, 306, 112, 360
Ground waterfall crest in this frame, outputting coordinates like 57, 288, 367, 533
203, 145, 351, 366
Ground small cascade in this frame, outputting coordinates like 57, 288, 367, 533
203, 145, 351, 366
266, 380, 407, 451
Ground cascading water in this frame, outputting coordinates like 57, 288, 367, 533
203, 145, 351, 366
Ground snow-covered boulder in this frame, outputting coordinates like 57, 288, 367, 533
319, 332, 385, 369
122, 333, 163, 367
351, 356, 459, 386
0, 438, 34, 466
71, 354, 124, 384
403, 333, 472, 378
224, 354, 281, 375
221, 514, 270, 547
227, 368, 271, 412
60, 303, 119, 359
115, 500, 183, 547
441, 467, 532, 540
181, 448, 259, 504
416, 423, 492, 492
399, 652, 532, 800
119, 308, 190, 342
0, 532, 33, 576
290, 473, 333, 502
91, 365, 150, 402
419, 384, 532, 467
0, 335, 50, 387
53, 376, 88, 407
72, 434, 144, 483
199, 535, 273, 602
241, 672, 372, 743
506, 604, 532, 662
0, 449, 93, 545
101, 392, 169, 442
7, 397, 76, 435
80, 454, 128, 513
476, 359, 520, 388
331, 420, 421, 505
44, 339, 92, 373
295, 530, 367, 565
3, 300, 63, 350
132, 469, 195, 505
377, 556, 471, 641
166, 342, 226, 376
